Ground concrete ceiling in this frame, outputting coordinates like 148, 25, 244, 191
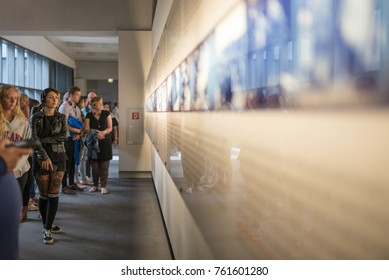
0, 0, 157, 62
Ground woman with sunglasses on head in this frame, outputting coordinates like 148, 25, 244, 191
31, 88, 67, 244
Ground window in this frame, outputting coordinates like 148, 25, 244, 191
0, 37, 74, 99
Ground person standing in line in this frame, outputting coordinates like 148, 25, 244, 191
0, 85, 31, 222
0, 139, 33, 259
61, 92, 69, 105
75, 96, 91, 186
28, 98, 41, 205
58, 86, 83, 194
112, 102, 119, 122
19, 93, 30, 121
84, 97, 112, 194
83, 91, 97, 116
20, 93, 38, 212
103, 102, 119, 146
31, 88, 67, 244
82, 91, 98, 181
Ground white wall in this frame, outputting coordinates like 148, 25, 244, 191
152, 0, 174, 57
148, 0, 240, 259
74, 79, 88, 97
118, 31, 152, 175
75, 61, 118, 80
86, 79, 118, 103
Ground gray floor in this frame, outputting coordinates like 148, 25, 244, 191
19, 149, 173, 260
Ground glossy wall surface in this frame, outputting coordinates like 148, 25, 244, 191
148, 110, 389, 259
146, 0, 389, 259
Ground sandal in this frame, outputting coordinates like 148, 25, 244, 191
80, 179, 93, 186
89, 186, 99, 192
101, 187, 109, 195
28, 203, 39, 211
76, 182, 87, 189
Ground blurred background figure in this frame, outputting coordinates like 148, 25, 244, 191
19, 93, 38, 212
112, 102, 119, 122
103, 102, 119, 146
19, 93, 30, 120
76, 96, 92, 186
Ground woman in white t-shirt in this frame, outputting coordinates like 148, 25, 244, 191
0, 84, 31, 222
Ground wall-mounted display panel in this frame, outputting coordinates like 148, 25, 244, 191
145, 0, 389, 259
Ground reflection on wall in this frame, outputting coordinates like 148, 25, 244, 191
147, 111, 389, 259
146, 0, 389, 259
147, 0, 389, 112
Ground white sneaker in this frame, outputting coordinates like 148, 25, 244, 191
43, 229, 54, 244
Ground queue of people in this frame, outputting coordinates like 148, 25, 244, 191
0, 84, 118, 257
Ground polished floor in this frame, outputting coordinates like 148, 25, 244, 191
18, 149, 173, 260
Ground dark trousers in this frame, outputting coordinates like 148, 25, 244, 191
91, 160, 110, 188
86, 158, 91, 177
62, 137, 76, 187
17, 171, 29, 207
24, 169, 33, 206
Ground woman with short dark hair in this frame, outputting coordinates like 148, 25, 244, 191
31, 88, 67, 244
